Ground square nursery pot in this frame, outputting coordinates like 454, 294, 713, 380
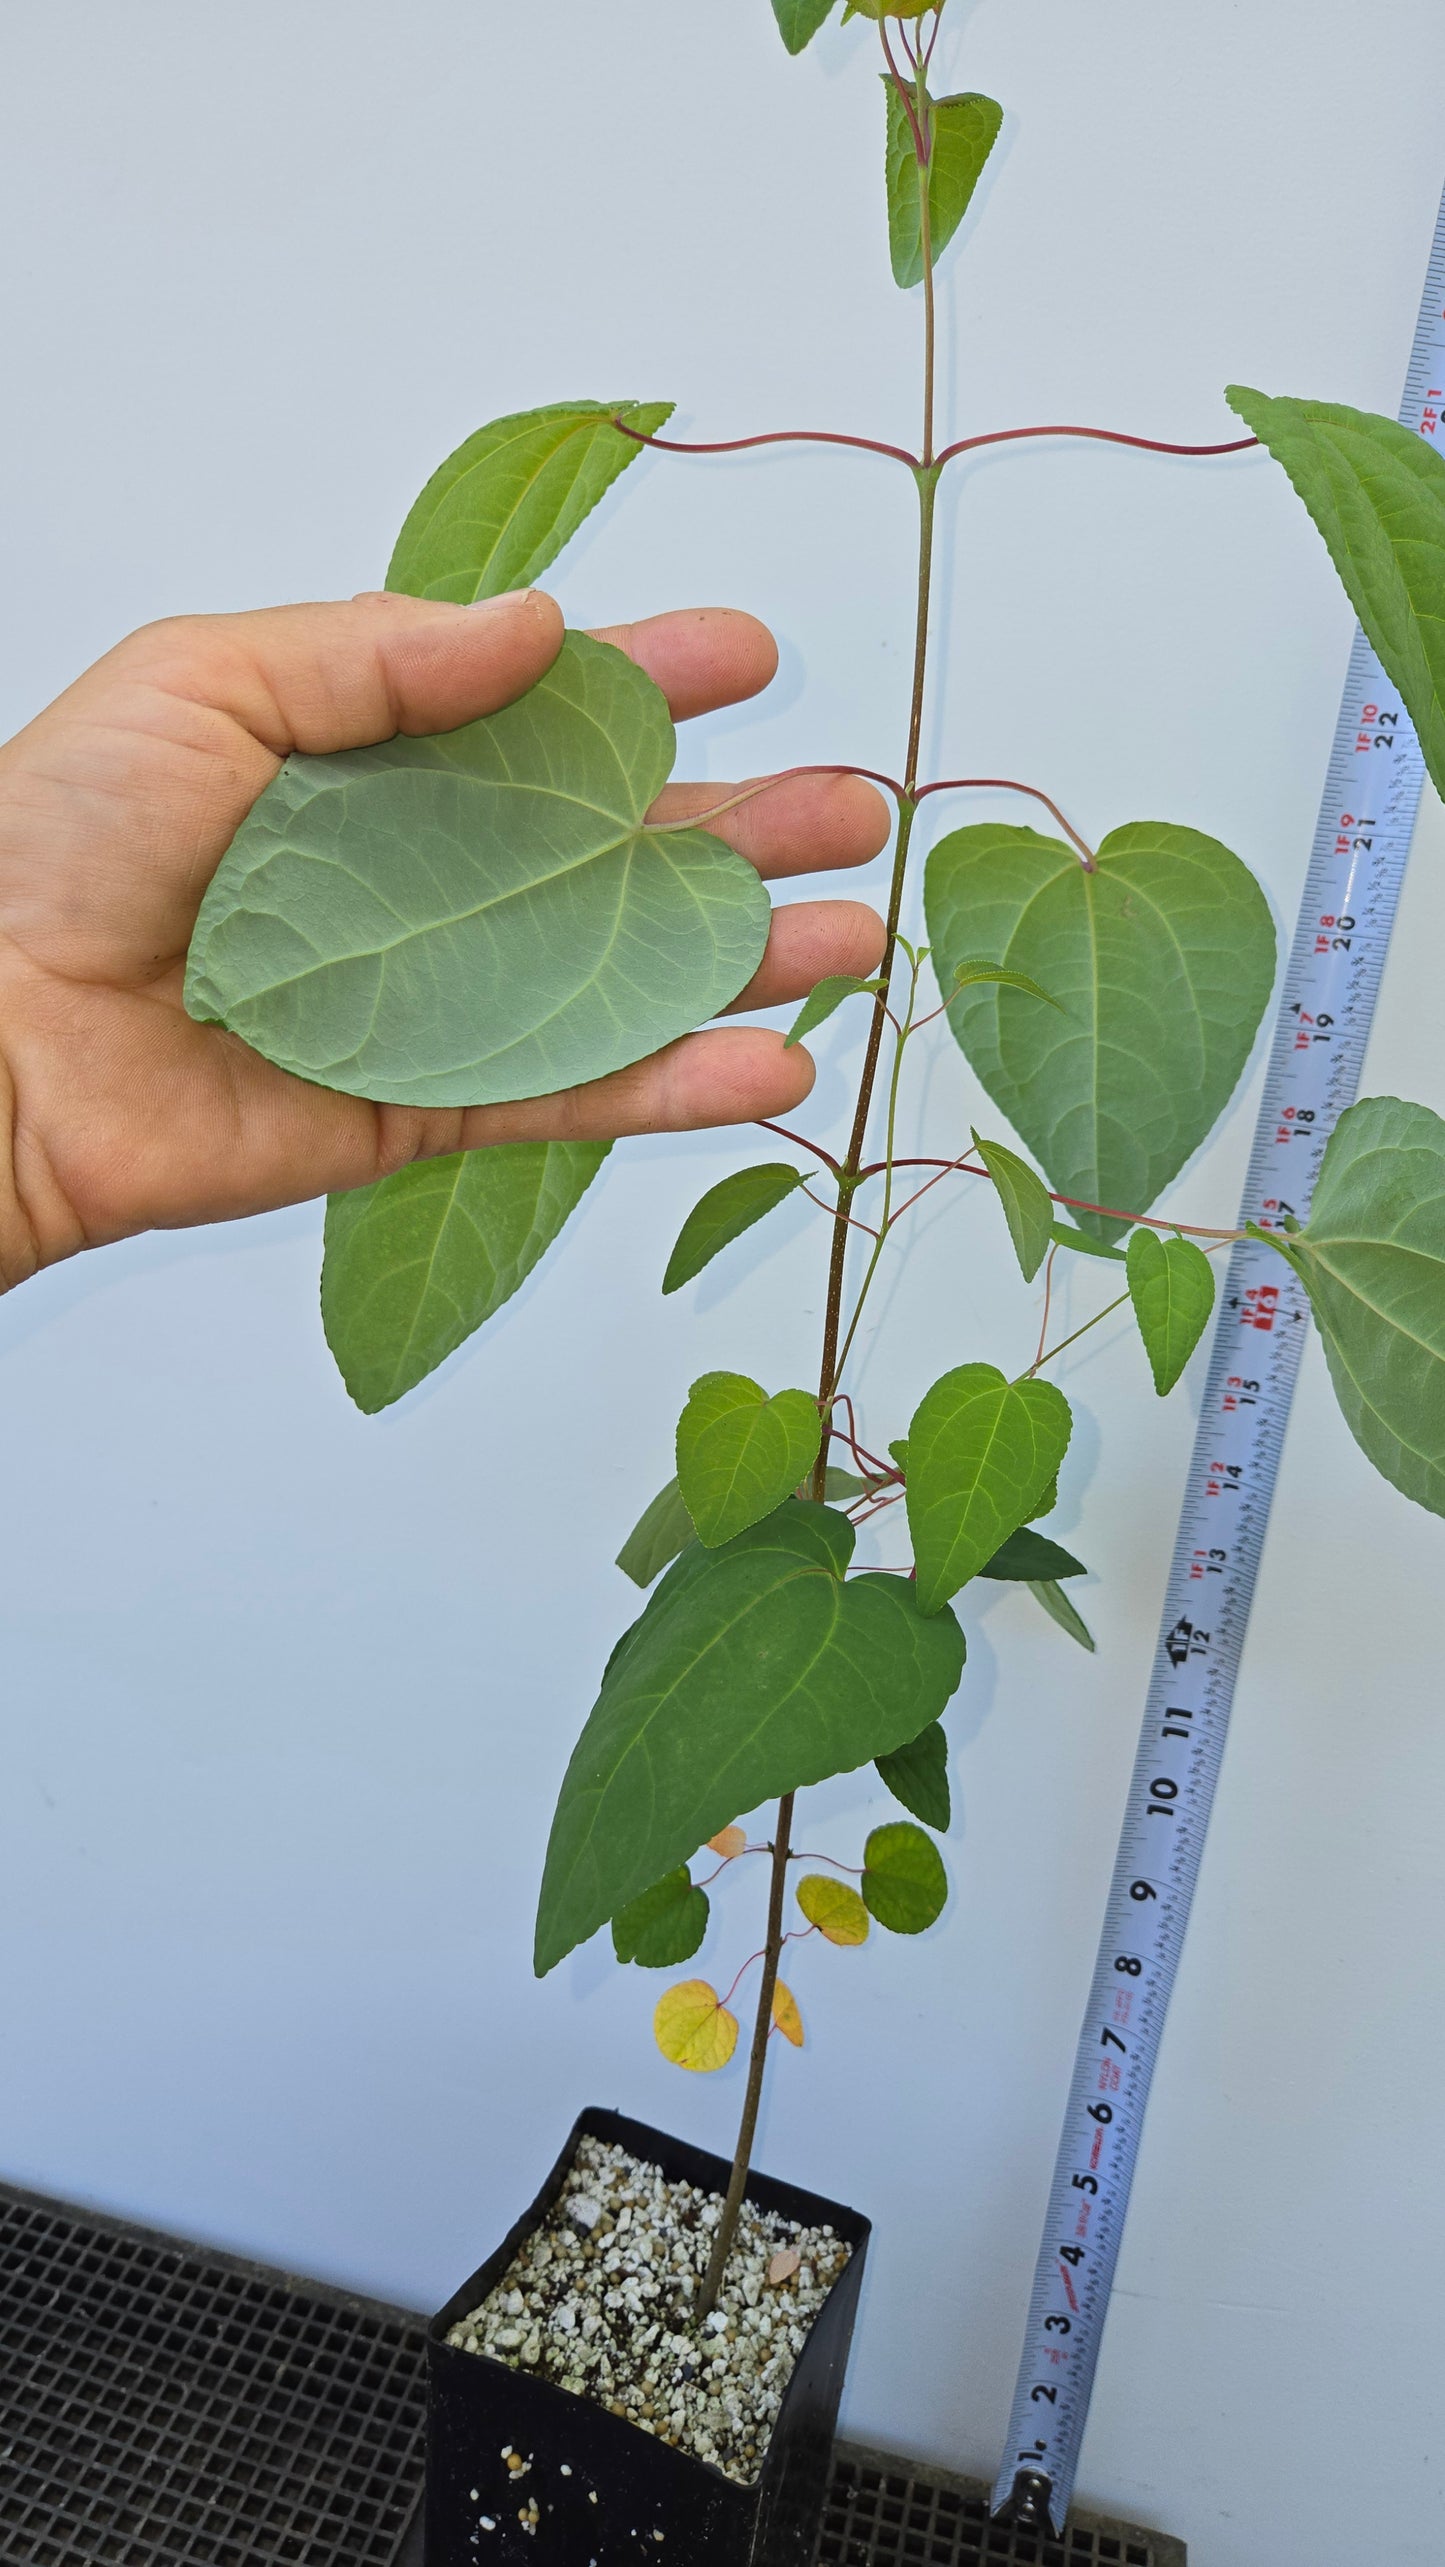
425, 2105, 870, 2567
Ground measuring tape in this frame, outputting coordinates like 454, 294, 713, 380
993, 183, 1445, 2538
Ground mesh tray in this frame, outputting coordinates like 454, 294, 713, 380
0, 2179, 1184, 2566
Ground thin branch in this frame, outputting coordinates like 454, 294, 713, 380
855, 1153, 1244, 1241
935, 423, 1260, 470
644, 761, 904, 833
1030, 1244, 1059, 1377
801, 1182, 878, 1240
612, 418, 920, 468
754, 1118, 842, 1176
912, 775, 1097, 869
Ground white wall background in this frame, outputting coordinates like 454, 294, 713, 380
3, 4, 1444, 2562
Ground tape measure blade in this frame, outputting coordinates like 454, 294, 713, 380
993, 178, 1445, 2538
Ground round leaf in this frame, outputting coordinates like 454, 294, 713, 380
654, 1981, 738, 2073
676, 1372, 822, 1548
906, 1363, 1073, 1613
708, 1826, 748, 1860
796, 1876, 870, 1946
861, 1822, 947, 1934
772, 1980, 805, 2047
926, 821, 1276, 1239
1125, 1229, 1217, 1395
611, 1868, 709, 1970
185, 635, 771, 1109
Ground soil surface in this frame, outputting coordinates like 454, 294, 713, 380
446, 2133, 850, 2485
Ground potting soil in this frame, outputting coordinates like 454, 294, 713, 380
444, 2133, 850, 2486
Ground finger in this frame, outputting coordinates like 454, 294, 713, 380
718, 899, 885, 1015
446, 1026, 816, 1150
649, 769, 892, 880
587, 608, 778, 722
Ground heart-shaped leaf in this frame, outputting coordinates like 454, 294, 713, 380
654, 1981, 737, 2073
884, 82, 1004, 289
321, 1140, 607, 1413
925, 822, 1276, 1239
973, 1130, 1054, 1282
662, 1163, 806, 1294
676, 1373, 822, 1547
1226, 388, 1445, 801
386, 400, 674, 602
980, 1525, 1086, 1582
1126, 1229, 1217, 1395
797, 1876, 870, 1945
861, 1822, 947, 1934
1285, 1095, 1445, 1515
875, 1721, 951, 1830
783, 975, 884, 1049
1029, 1578, 1096, 1652
185, 635, 771, 1110
534, 1501, 966, 1973
771, 0, 837, 52
611, 1868, 709, 1969
907, 1362, 1073, 1613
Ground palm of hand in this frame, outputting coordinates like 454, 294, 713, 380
0, 590, 887, 1287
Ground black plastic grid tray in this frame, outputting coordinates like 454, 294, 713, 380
0, 2179, 1184, 2566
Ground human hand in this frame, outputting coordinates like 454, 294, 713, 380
0, 590, 889, 1288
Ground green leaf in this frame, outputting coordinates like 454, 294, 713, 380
1028, 1578, 1096, 1652
875, 1722, 951, 1830
796, 1875, 870, 1945
771, 0, 837, 51
320, 1141, 606, 1413
676, 1372, 822, 1548
907, 1363, 1073, 1613
662, 1163, 806, 1294
185, 635, 771, 1110
1291, 1095, 1445, 1515
1226, 388, 1445, 801
1125, 1229, 1217, 1395
951, 957, 1064, 1009
783, 974, 884, 1049
611, 1868, 709, 1969
386, 399, 673, 603
617, 1477, 697, 1591
973, 1130, 1054, 1283
884, 83, 1003, 291
1051, 1221, 1128, 1264
861, 1822, 947, 1933
925, 821, 1276, 1240
534, 1501, 966, 1973
980, 1525, 1087, 1582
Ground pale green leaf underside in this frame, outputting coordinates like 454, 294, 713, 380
1030, 1578, 1096, 1651
973, 1130, 1054, 1281
185, 635, 771, 1109
885, 83, 1003, 291
386, 399, 673, 603
662, 1163, 805, 1295
1226, 387, 1445, 803
676, 1372, 821, 1547
535, 1501, 965, 1973
875, 1721, 951, 1830
926, 820, 1276, 1240
907, 1362, 1073, 1614
321, 1139, 607, 1413
771, 0, 837, 52
1125, 1227, 1216, 1396
1294, 1094, 1445, 1515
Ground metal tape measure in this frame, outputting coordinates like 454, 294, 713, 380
993, 182, 1445, 2538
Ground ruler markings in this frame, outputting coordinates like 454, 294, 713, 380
993, 184, 1445, 2537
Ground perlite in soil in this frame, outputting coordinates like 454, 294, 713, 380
445, 2136, 849, 2485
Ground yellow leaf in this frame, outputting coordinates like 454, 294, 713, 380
708, 1826, 747, 1860
653, 1979, 739, 2072
772, 1979, 804, 2046
796, 1875, 870, 1946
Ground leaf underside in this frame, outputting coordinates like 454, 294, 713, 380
321, 1140, 607, 1412
884, 83, 1003, 290
1226, 387, 1445, 803
185, 635, 771, 1110
907, 1362, 1073, 1614
875, 1721, 951, 1829
534, 1501, 965, 1974
386, 398, 673, 603
926, 821, 1276, 1240
662, 1163, 805, 1295
1029, 1577, 1096, 1651
1294, 1094, 1445, 1515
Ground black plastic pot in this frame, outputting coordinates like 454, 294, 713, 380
425, 2105, 870, 2567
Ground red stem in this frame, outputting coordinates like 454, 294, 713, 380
614, 415, 1258, 477
754, 1118, 842, 1175
934, 423, 1259, 469
913, 775, 1097, 868
612, 420, 920, 468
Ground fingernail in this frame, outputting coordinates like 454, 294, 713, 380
466, 587, 536, 613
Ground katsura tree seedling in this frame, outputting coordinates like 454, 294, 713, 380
183, 0, 1445, 2325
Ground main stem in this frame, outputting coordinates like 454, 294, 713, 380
698, 73, 943, 2318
